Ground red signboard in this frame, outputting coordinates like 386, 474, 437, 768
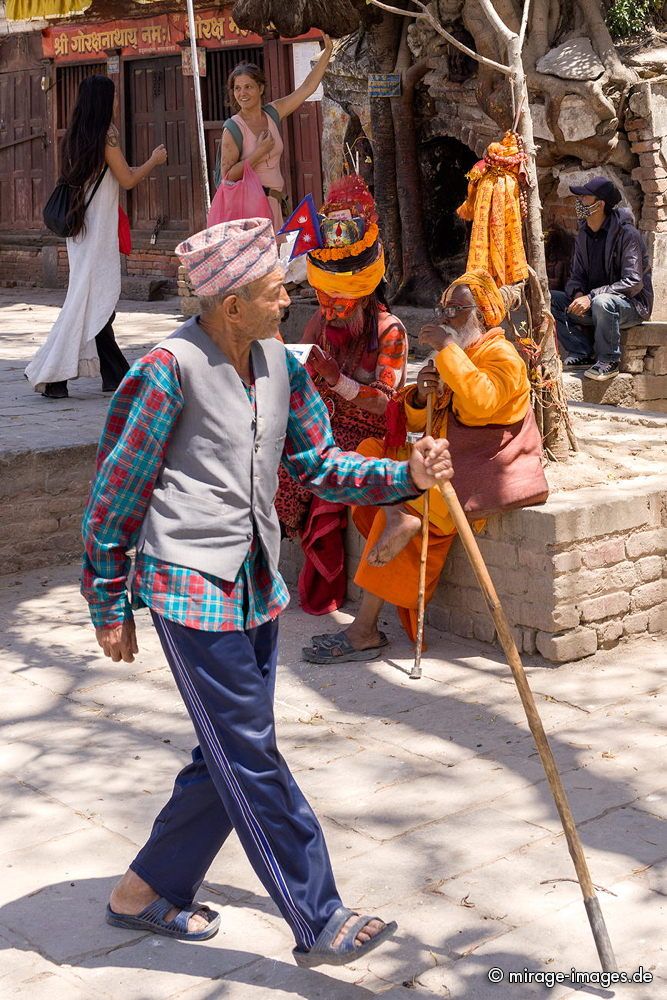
42, 10, 263, 62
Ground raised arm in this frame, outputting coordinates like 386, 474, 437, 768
271, 35, 333, 120
104, 125, 167, 191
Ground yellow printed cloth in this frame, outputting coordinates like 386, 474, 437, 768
6, 0, 90, 17
457, 132, 529, 287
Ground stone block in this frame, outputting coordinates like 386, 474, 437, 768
626, 526, 667, 558
536, 38, 604, 80
520, 600, 580, 633
596, 618, 623, 647
636, 555, 664, 582
620, 355, 647, 374
622, 323, 667, 348
632, 165, 667, 181
633, 139, 662, 153
554, 561, 637, 602
645, 345, 667, 374
633, 374, 667, 400
472, 615, 496, 644
557, 95, 601, 141
535, 626, 598, 662
623, 610, 649, 635
552, 549, 582, 574
631, 579, 666, 611
581, 537, 626, 569
562, 371, 638, 407
448, 608, 474, 639
579, 590, 630, 622
636, 399, 667, 412
521, 627, 537, 654
649, 602, 667, 632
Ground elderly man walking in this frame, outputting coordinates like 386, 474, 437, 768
304, 269, 531, 663
81, 218, 452, 968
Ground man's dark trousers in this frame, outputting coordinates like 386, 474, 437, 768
131, 613, 343, 949
552, 289, 641, 363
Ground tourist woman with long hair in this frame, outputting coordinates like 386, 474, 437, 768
219, 36, 333, 231
26, 74, 167, 398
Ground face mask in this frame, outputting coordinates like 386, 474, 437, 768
575, 199, 601, 221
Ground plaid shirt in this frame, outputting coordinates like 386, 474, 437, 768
82, 342, 416, 632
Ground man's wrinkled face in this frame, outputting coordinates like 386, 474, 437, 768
236, 267, 290, 340
439, 285, 484, 349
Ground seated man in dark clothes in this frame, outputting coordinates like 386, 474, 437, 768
552, 176, 653, 382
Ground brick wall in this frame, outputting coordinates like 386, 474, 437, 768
0, 445, 96, 575
0, 240, 180, 292
280, 474, 667, 665
57, 245, 180, 291
0, 246, 43, 288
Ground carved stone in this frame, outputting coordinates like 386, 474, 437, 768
536, 38, 605, 82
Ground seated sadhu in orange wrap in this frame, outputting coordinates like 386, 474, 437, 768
275, 176, 407, 615
303, 269, 531, 663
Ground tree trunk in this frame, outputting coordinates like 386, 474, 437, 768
389, 22, 442, 305
508, 34, 572, 459
368, 13, 404, 295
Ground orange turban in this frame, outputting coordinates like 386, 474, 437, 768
448, 268, 507, 328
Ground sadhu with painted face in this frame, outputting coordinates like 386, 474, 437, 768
274, 175, 408, 615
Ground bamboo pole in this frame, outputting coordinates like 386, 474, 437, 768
437, 478, 617, 972
410, 392, 433, 680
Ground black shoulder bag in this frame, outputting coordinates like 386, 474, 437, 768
43, 164, 108, 238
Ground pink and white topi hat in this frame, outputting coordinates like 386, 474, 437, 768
175, 217, 278, 297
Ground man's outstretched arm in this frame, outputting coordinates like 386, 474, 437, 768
281, 351, 452, 501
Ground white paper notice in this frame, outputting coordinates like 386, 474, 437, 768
292, 42, 323, 102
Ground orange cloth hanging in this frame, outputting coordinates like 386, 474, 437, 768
457, 132, 529, 287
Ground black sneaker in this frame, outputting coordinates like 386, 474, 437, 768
563, 355, 594, 370
584, 361, 620, 382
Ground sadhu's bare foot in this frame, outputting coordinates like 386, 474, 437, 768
367, 508, 421, 566
109, 869, 210, 934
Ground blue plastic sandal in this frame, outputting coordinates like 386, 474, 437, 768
106, 896, 220, 941
293, 905, 397, 967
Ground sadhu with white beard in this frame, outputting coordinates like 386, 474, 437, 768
275, 176, 408, 615
304, 268, 532, 663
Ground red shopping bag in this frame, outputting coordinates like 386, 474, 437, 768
207, 161, 272, 227
118, 205, 132, 255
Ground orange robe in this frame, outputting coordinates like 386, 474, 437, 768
352, 330, 531, 641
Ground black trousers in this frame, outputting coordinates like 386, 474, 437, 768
47, 312, 129, 392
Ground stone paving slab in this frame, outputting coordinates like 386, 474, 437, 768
0, 561, 664, 998
0, 289, 181, 455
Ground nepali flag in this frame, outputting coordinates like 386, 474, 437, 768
278, 194, 323, 260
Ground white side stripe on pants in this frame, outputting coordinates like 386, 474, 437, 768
155, 615, 316, 948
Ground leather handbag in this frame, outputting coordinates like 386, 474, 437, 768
447, 405, 549, 519
43, 165, 108, 238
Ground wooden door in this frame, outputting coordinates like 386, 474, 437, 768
0, 69, 48, 230
289, 100, 323, 209
126, 57, 193, 233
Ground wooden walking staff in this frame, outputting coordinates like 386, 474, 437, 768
437, 477, 617, 972
410, 391, 434, 680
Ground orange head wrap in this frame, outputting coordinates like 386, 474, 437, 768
448, 268, 507, 328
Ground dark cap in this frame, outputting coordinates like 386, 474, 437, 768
569, 176, 622, 208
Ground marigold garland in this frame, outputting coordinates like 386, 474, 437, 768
310, 223, 379, 262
